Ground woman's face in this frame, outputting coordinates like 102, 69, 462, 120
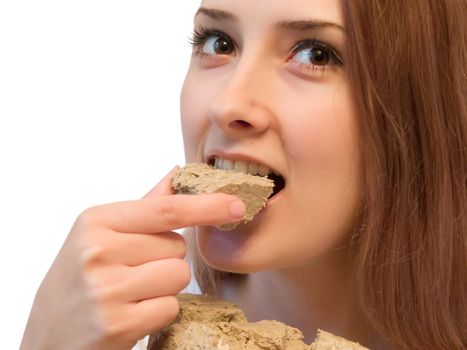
181, 0, 361, 273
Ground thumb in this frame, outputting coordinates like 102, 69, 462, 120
143, 165, 180, 198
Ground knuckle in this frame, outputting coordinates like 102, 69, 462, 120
79, 240, 109, 270
100, 316, 131, 343
157, 199, 179, 226
170, 258, 191, 289
80, 244, 103, 270
76, 204, 112, 230
81, 252, 122, 298
134, 296, 180, 337
171, 233, 187, 259
76, 207, 100, 228
89, 283, 119, 305
92, 302, 136, 344
76, 231, 116, 270
163, 295, 181, 322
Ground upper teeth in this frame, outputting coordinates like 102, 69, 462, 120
212, 157, 274, 176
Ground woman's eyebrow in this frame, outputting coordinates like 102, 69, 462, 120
277, 19, 344, 32
195, 7, 344, 32
195, 7, 237, 21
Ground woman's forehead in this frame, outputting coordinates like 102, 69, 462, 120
198, 0, 344, 27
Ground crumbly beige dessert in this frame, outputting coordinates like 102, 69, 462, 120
311, 330, 369, 350
147, 294, 370, 350
172, 163, 274, 230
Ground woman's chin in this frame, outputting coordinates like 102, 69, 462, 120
195, 224, 270, 274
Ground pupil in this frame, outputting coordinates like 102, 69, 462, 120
310, 48, 329, 65
214, 39, 232, 54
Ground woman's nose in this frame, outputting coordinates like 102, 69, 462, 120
208, 58, 274, 138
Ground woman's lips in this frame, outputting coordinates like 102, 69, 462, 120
266, 184, 284, 207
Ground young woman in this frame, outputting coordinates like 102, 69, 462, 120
21, 1, 466, 349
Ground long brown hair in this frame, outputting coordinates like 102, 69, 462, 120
188, 1, 467, 349
342, 0, 466, 349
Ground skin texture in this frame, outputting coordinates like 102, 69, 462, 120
182, 0, 360, 272
20, 168, 246, 350
181, 0, 391, 348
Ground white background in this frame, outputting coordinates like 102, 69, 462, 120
0, 1, 199, 348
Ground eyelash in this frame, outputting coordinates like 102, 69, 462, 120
188, 26, 344, 73
189, 26, 232, 57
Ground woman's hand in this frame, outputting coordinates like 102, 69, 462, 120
20, 167, 245, 350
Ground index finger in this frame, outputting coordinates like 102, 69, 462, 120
91, 193, 246, 233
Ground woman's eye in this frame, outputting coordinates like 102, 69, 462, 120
290, 41, 343, 69
292, 46, 331, 66
202, 35, 235, 55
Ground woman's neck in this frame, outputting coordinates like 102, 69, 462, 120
218, 249, 387, 349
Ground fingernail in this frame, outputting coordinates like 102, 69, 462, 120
230, 200, 246, 219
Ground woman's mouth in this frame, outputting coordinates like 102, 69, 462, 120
207, 156, 286, 199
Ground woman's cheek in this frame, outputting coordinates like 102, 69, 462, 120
180, 75, 207, 162
278, 84, 361, 242
280, 80, 358, 174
